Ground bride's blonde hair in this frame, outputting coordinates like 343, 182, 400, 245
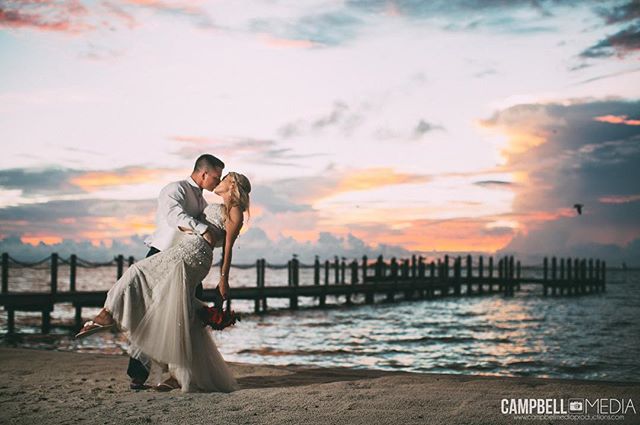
224, 172, 251, 220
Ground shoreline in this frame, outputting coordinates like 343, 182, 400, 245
1, 348, 639, 424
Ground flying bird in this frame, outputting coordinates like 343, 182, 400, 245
573, 203, 583, 215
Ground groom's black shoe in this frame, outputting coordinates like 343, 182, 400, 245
130, 379, 151, 390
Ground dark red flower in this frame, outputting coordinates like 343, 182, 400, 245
198, 304, 241, 330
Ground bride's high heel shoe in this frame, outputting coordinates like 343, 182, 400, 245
74, 309, 115, 339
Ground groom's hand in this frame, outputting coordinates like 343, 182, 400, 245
202, 228, 214, 246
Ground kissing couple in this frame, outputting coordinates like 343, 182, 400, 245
76, 154, 251, 393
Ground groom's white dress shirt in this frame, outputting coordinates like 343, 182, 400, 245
145, 177, 209, 251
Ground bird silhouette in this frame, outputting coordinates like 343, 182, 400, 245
573, 203, 583, 215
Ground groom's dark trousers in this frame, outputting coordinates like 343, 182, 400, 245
126, 246, 204, 382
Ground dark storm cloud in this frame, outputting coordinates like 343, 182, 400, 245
0, 198, 155, 222
580, 22, 640, 58
594, 0, 640, 24
485, 99, 640, 262
0, 168, 85, 195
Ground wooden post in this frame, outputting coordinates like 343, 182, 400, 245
314, 256, 320, 287
571, 258, 580, 294
566, 257, 573, 295
595, 260, 601, 293
488, 257, 494, 292
454, 256, 461, 296
261, 259, 267, 312
1, 253, 8, 294
290, 257, 299, 310
388, 257, 398, 302
581, 259, 587, 294
552, 257, 558, 295
516, 260, 521, 290
602, 260, 606, 291
560, 258, 565, 295
411, 255, 417, 278
340, 257, 346, 284
543, 257, 548, 296
128, 256, 134, 267
418, 256, 425, 298
403, 259, 413, 300
116, 255, 124, 280
347, 260, 357, 305
50, 253, 58, 295
255, 259, 261, 313
363, 256, 373, 304
427, 260, 436, 299
321, 260, 329, 307
70, 254, 82, 330
361, 255, 368, 281
509, 255, 516, 296
466, 254, 472, 295
334, 256, 340, 304
589, 258, 595, 292
478, 256, 484, 294
444, 255, 450, 281
498, 258, 503, 293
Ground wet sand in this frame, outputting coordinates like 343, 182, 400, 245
0, 347, 638, 424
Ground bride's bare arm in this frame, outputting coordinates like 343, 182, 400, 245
218, 206, 243, 299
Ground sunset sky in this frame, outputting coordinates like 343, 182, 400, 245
1, 0, 639, 263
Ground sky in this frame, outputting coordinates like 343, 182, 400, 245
1, 0, 639, 264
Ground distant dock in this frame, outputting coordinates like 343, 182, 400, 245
0, 253, 606, 334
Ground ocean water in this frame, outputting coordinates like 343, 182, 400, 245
1, 264, 639, 383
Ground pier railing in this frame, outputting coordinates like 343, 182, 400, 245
0, 252, 606, 334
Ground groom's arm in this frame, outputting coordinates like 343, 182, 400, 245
161, 184, 209, 236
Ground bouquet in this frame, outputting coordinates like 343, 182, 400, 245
198, 287, 241, 330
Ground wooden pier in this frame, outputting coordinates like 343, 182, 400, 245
0, 252, 606, 334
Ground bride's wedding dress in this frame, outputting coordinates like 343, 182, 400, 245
103, 203, 239, 393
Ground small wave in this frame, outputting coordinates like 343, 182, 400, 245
386, 335, 512, 345
237, 347, 353, 357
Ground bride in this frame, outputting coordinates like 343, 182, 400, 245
75, 172, 251, 393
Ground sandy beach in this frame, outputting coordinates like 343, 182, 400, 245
0, 348, 638, 424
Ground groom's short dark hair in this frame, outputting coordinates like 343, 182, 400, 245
194, 154, 225, 171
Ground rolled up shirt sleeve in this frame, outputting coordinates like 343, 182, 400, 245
163, 185, 209, 235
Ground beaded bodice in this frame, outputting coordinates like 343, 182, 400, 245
203, 203, 226, 248
140, 234, 213, 286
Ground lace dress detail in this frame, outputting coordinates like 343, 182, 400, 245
202, 203, 226, 248
103, 204, 238, 393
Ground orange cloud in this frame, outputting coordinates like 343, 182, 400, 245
594, 115, 640, 126
259, 34, 317, 49
0, 0, 93, 34
77, 214, 155, 242
336, 168, 430, 193
21, 235, 63, 245
70, 167, 174, 191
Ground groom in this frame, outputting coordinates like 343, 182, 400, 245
128, 153, 225, 390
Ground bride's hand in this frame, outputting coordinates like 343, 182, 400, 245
218, 279, 230, 300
